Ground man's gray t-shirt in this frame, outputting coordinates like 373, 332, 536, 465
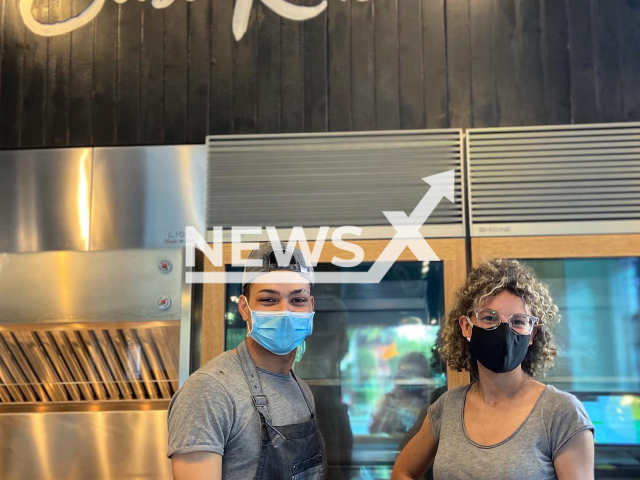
428, 383, 594, 480
167, 349, 314, 479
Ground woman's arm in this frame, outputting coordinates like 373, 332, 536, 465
391, 414, 438, 480
553, 430, 594, 480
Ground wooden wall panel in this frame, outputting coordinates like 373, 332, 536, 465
140, 7, 165, 144
446, 0, 471, 129
164, 1, 188, 143
350, 0, 375, 131
210, 0, 234, 135
115, 2, 142, 145
1, 0, 640, 147
469, 0, 497, 128
92, 0, 118, 146
187, 0, 211, 143
540, 0, 571, 125
374, 0, 400, 130
280, 0, 304, 133
257, 4, 281, 134
302, 3, 327, 132
0, 0, 25, 148
327, 0, 351, 132
69, 0, 95, 146
492, 0, 521, 127
46, 0, 71, 146
20, 1, 47, 148
566, 0, 598, 124
398, 0, 424, 130
518, 0, 546, 126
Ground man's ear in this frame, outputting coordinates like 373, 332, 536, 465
310, 295, 315, 311
238, 295, 250, 322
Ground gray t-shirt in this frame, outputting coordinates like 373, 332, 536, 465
428, 383, 594, 480
167, 349, 315, 479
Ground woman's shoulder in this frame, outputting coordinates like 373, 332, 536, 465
538, 384, 587, 413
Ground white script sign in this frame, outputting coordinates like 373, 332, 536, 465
18, 0, 364, 41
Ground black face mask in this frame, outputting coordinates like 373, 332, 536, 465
469, 323, 530, 373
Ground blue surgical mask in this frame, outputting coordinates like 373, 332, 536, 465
246, 307, 314, 355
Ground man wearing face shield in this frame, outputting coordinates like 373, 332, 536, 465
168, 243, 326, 480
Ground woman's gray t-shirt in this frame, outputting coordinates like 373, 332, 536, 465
428, 383, 594, 480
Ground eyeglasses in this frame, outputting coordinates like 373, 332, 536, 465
468, 308, 538, 335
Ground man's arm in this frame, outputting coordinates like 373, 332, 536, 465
171, 452, 222, 480
553, 430, 595, 480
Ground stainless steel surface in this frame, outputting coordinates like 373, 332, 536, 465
0, 323, 179, 403
0, 408, 172, 480
0, 148, 93, 253
0, 249, 182, 324
91, 145, 206, 250
466, 122, 640, 236
206, 131, 465, 238
179, 258, 193, 387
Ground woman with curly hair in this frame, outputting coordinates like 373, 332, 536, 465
392, 259, 594, 480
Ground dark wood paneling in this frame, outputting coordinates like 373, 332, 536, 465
618, 0, 640, 121
69, 0, 95, 146
398, 0, 424, 129
92, 0, 118, 146
164, 1, 188, 143
46, 0, 71, 146
0, 0, 24, 148
592, 0, 623, 122
115, 2, 142, 145
469, 0, 497, 128
350, 0, 375, 131
280, 0, 304, 133
2, 0, 640, 148
210, 0, 234, 135
20, 2, 48, 147
493, 0, 521, 126
422, 0, 448, 129
446, 0, 472, 128
518, 0, 546, 125
257, 4, 281, 133
374, 0, 400, 130
540, 0, 571, 125
140, 6, 165, 144
566, 0, 598, 123
233, 6, 257, 134
328, 0, 351, 131
303, 1, 327, 132
187, 0, 211, 143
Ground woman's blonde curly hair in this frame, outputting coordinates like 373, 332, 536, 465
439, 258, 559, 379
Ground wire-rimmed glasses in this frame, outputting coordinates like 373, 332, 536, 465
468, 308, 538, 335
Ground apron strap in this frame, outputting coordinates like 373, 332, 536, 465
236, 340, 285, 447
290, 369, 314, 416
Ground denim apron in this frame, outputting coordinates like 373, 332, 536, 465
237, 340, 327, 480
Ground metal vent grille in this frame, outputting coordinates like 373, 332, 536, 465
207, 131, 465, 238
467, 123, 640, 236
0, 324, 179, 403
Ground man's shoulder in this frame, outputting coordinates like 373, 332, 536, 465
196, 348, 243, 379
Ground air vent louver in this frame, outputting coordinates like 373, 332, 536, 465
207, 131, 465, 238
467, 123, 640, 236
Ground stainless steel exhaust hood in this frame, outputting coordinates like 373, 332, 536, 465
0, 145, 206, 253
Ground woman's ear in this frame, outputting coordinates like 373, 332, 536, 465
529, 325, 538, 345
459, 315, 472, 341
